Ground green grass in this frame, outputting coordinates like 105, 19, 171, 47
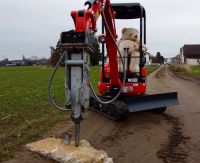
90, 66, 100, 92
146, 65, 159, 75
191, 65, 200, 76
0, 66, 70, 161
0, 66, 101, 161
0, 65, 157, 161
170, 65, 200, 78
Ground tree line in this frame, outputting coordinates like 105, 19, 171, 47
150, 52, 165, 64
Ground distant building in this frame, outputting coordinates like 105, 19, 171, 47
0, 58, 9, 66
35, 58, 49, 65
7, 60, 25, 66
145, 53, 153, 65
180, 44, 200, 65
164, 58, 172, 64
171, 55, 181, 64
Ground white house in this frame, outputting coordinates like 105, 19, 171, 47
164, 58, 172, 64
180, 45, 200, 65
145, 52, 152, 65
171, 55, 181, 64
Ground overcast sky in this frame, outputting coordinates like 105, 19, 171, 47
0, 0, 200, 60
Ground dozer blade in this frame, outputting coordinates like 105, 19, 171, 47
122, 92, 179, 113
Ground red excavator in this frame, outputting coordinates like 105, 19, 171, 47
48, 0, 179, 146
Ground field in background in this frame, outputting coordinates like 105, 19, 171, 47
0, 65, 158, 161
170, 65, 200, 78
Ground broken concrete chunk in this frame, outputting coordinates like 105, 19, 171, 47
26, 138, 113, 163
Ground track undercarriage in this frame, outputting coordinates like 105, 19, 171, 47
89, 92, 179, 120
89, 96, 129, 120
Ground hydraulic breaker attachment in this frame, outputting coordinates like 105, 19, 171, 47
60, 30, 98, 146
48, 30, 98, 146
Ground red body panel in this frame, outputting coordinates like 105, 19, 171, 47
98, 82, 146, 96
71, 1, 103, 32
99, 63, 147, 96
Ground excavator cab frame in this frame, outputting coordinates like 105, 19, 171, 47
111, 3, 146, 80
99, 3, 147, 96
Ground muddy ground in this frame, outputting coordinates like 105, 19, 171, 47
4, 66, 200, 163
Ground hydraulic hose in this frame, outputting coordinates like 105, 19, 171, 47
48, 53, 71, 112
89, 3, 126, 105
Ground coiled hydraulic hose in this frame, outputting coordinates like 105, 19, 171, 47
48, 52, 70, 112
89, 2, 126, 105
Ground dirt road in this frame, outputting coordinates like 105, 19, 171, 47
5, 66, 200, 163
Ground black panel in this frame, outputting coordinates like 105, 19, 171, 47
111, 3, 145, 19
78, 10, 85, 17
60, 30, 99, 54
61, 30, 85, 44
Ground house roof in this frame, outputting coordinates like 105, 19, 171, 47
183, 44, 200, 59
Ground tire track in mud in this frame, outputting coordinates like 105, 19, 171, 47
89, 122, 134, 160
157, 114, 190, 163
155, 66, 167, 79
92, 124, 133, 147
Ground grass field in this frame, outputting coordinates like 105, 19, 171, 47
146, 65, 159, 75
0, 65, 158, 161
170, 65, 200, 78
0, 66, 68, 161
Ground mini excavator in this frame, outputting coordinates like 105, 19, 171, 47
48, 0, 179, 146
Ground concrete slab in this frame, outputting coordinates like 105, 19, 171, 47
26, 138, 113, 163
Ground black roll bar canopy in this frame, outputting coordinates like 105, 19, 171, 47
110, 3, 146, 44
111, 3, 146, 19
101, 3, 147, 82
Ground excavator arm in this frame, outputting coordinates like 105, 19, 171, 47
71, 0, 121, 87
